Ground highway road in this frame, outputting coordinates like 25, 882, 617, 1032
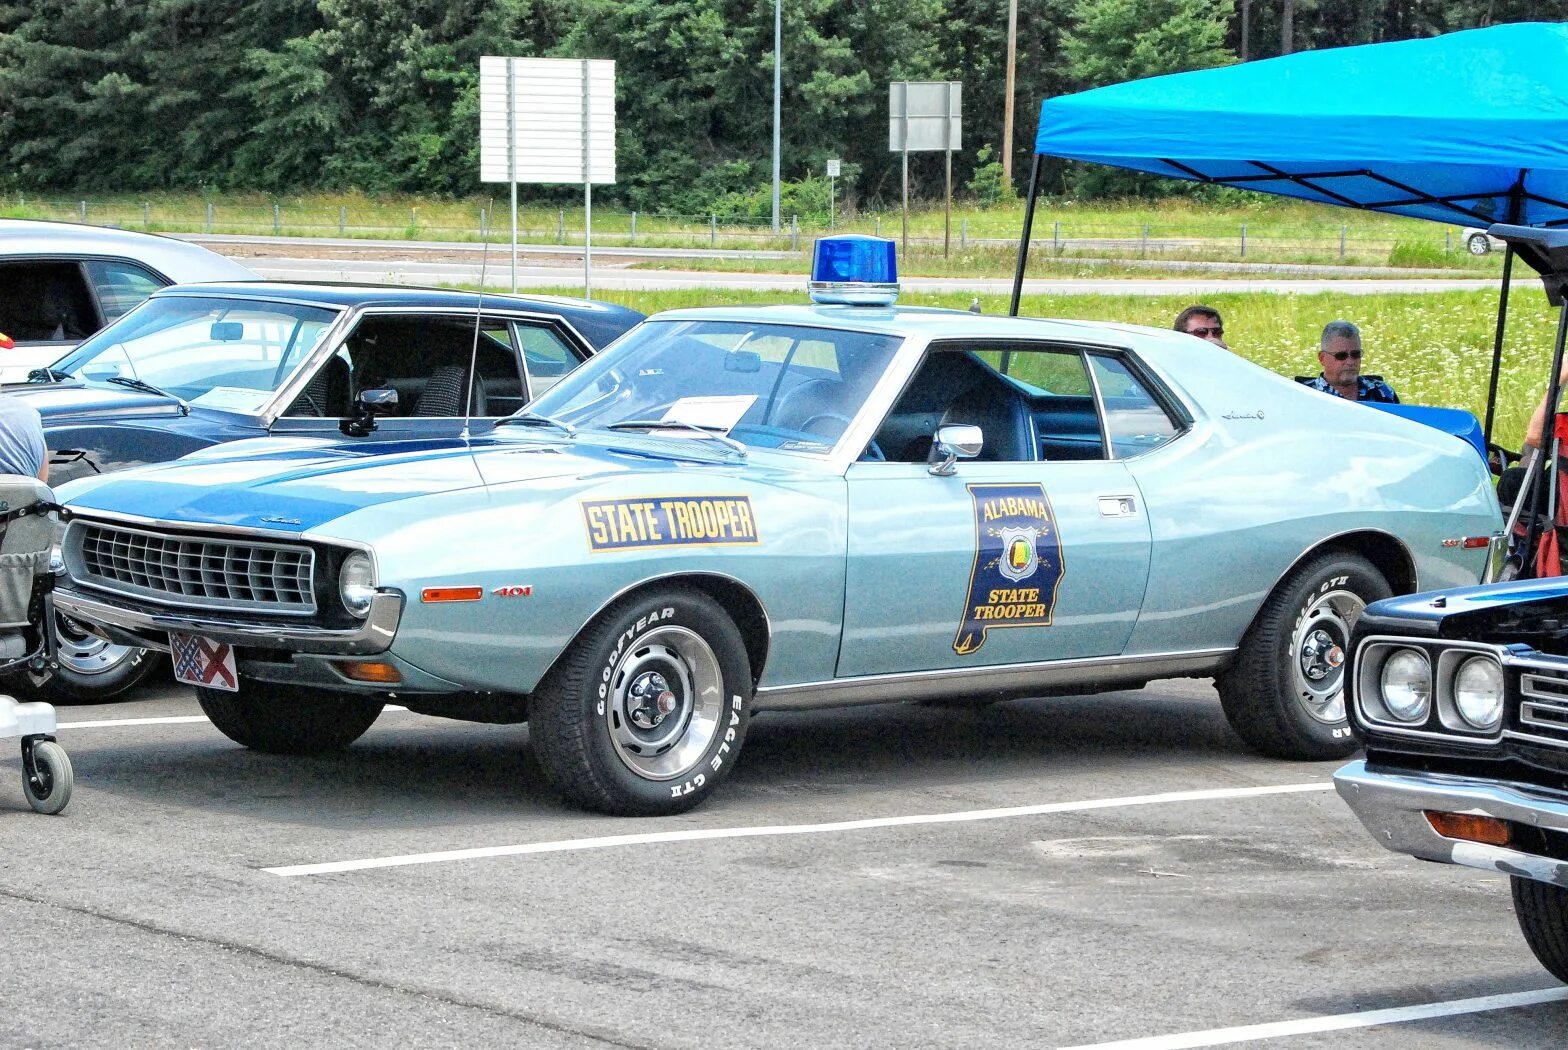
187, 234, 1500, 297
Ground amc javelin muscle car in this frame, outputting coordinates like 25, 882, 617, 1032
49, 254, 1501, 814
18, 281, 641, 700
1336, 579, 1568, 984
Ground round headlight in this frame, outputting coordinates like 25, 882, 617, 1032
1454, 657, 1505, 731
338, 551, 377, 617
1380, 649, 1432, 722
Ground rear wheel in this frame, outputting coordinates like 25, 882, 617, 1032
41, 613, 160, 703
197, 681, 384, 754
1513, 876, 1568, 984
1467, 232, 1492, 256
530, 587, 752, 816
1217, 551, 1390, 760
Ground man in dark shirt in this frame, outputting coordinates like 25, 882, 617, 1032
1299, 320, 1399, 403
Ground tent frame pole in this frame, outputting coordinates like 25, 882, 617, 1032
1010, 153, 1043, 316
1481, 244, 1515, 452
1482, 175, 1529, 455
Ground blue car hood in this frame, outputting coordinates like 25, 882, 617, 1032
5, 382, 185, 423
58, 435, 750, 533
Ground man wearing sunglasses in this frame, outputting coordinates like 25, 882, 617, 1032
1299, 320, 1399, 403
1173, 305, 1228, 349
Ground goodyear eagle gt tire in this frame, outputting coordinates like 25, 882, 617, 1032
43, 612, 161, 703
530, 587, 752, 816
1217, 551, 1390, 761
197, 682, 385, 754
1513, 876, 1568, 984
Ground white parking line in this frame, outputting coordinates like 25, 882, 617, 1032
60, 715, 212, 730
58, 706, 409, 731
264, 781, 1333, 876
1057, 986, 1568, 1049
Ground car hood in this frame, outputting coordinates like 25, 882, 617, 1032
57, 434, 767, 534
5, 381, 187, 423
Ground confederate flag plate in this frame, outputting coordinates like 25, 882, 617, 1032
169, 632, 239, 692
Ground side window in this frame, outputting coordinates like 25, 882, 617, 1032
0, 261, 99, 343
516, 325, 581, 399
875, 345, 1105, 464
83, 260, 167, 323
1088, 354, 1181, 458
333, 314, 525, 420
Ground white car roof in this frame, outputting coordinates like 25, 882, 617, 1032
0, 219, 257, 282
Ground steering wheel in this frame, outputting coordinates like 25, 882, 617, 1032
798, 412, 853, 438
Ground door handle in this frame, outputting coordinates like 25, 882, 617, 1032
1098, 495, 1137, 517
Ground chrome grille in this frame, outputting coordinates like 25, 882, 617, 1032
71, 522, 316, 615
1520, 671, 1568, 745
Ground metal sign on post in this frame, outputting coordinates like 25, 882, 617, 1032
480, 56, 616, 295
889, 82, 962, 258
827, 159, 841, 228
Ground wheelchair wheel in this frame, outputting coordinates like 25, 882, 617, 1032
22, 739, 72, 815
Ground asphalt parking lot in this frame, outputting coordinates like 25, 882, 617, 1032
1, 677, 1564, 1049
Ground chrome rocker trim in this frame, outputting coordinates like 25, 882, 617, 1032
53, 587, 403, 657
1334, 758, 1568, 889
753, 648, 1233, 711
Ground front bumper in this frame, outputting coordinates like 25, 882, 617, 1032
53, 586, 403, 656
1335, 758, 1568, 888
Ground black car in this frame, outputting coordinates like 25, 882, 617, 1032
1335, 580, 1568, 983
21, 281, 643, 701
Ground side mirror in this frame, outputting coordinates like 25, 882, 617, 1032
340, 388, 399, 437
928, 424, 982, 476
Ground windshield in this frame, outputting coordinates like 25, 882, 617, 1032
52, 296, 338, 413
524, 319, 903, 454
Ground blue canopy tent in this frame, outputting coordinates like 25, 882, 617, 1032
1015, 22, 1568, 450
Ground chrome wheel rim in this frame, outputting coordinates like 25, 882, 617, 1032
55, 615, 136, 677
605, 626, 723, 781
1291, 587, 1364, 724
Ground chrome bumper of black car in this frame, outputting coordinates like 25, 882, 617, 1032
52, 587, 402, 656
1335, 759, 1568, 888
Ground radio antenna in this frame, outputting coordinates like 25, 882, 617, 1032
461, 234, 492, 444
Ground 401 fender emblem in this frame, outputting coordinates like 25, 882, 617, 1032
492, 584, 534, 598
492, 582, 536, 601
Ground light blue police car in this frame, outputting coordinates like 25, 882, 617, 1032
51, 238, 1501, 814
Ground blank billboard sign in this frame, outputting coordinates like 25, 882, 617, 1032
480, 57, 615, 185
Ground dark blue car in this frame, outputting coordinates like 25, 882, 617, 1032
18, 281, 643, 700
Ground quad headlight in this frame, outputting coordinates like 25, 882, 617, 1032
1379, 648, 1432, 722
338, 551, 377, 617
1452, 656, 1505, 731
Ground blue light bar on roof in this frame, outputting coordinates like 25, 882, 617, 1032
809, 235, 899, 306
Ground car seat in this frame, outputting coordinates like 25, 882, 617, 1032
413, 364, 487, 417
936, 383, 1035, 461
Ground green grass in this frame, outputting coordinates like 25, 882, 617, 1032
509, 283, 1553, 452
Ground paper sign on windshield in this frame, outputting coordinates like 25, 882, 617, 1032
660, 395, 756, 433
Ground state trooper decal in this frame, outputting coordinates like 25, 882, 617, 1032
953, 483, 1065, 655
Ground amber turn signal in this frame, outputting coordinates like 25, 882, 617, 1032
421, 586, 483, 603
1425, 810, 1511, 847
337, 661, 402, 684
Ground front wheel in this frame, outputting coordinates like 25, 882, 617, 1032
1468, 233, 1492, 256
23, 739, 72, 815
197, 681, 385, 754
1217, 551, 1390, 760
1514, 876, 1568, 983
41, 613, 161, 703
530, 587, 752, 816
